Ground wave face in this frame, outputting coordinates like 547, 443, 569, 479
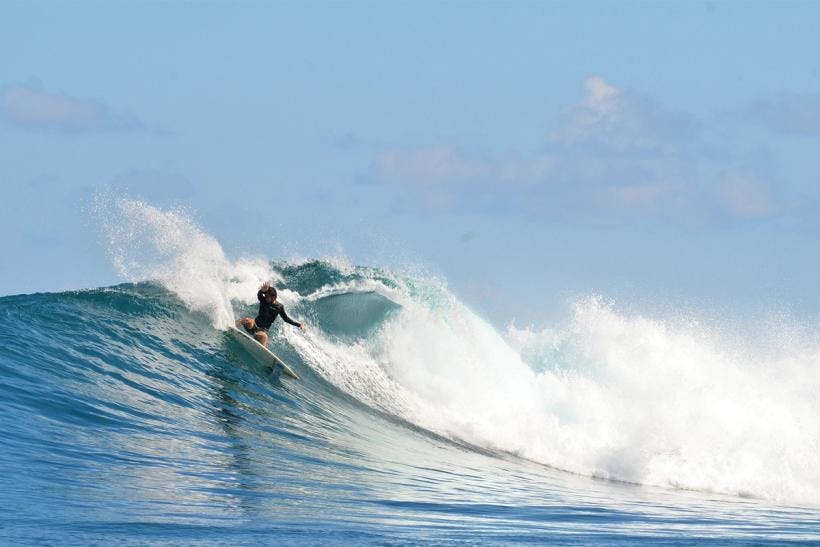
1, 199, 819, 544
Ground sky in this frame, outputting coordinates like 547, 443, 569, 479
1, 1, 819, 325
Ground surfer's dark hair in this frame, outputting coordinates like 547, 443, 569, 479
266, 287, 277, 300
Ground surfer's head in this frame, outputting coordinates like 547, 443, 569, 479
264, 287, 277, 302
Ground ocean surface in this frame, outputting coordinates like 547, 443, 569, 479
1, 200, 818, 545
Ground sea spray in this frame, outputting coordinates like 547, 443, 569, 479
97, 197, 277, 328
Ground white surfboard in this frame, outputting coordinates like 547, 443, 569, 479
227, 325, 300, 380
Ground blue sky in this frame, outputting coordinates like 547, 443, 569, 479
1, 1, 819, 324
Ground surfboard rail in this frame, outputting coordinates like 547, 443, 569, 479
227, 325, 300, 380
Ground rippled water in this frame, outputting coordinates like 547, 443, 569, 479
1, 273, 818, 545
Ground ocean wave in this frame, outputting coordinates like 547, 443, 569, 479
7, 196, 812, 506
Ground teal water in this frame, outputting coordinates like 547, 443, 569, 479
1, 260, 819, 545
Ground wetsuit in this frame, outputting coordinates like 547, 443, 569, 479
250, 290, 301, 333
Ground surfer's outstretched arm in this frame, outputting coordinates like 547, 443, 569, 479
279, 306, 305, 331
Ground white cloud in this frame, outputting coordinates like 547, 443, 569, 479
551, 76, 623, 143
541, 76, 701, 218
551, 76, 695, 152
1, 80, 144, 132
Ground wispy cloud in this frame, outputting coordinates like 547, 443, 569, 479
544, 76, 702, 218
550, 76, 697, 149
367, 76, 796, 226
743, 93, 820, 137
376, 145, 482, 184
550, 76, 632, 145
717, 170, 773, 218
1, 79, 146, 132
371, 77, 714, 221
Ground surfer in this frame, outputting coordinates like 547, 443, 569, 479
236, 282, 305, 346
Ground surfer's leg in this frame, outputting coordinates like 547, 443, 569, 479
238, 317, 256, 333
253, 331, 268, 346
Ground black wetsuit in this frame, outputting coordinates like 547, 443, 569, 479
253, 290, 301, 332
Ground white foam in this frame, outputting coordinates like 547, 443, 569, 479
289, 279, 820, 505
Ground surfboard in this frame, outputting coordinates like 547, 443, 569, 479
227, 325, 300, 380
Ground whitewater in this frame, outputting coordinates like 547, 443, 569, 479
1, 198, 818, 545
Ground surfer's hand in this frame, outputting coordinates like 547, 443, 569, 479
299, 322, 306, 331
260, 281, 271, 291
